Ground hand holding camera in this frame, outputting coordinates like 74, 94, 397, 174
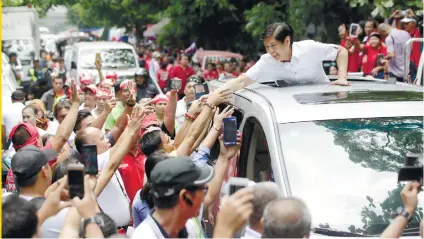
401, 181, 421, 214
72, 175, 98, 219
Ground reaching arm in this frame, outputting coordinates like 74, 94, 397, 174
174, 100, 203, 148
51, 82, 81, 152
336, 46, 348, 80
59, 208, 82, 238
90, 100, 116, 130
163, 90, 178, 136
221, 74, 254, 93
189, 117, 212, 153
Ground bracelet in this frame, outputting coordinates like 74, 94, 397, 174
126, 99, 135, 107
203, 101, 214, 110
185, 113, 196, 121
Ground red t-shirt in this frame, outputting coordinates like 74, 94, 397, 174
157, 69, 169, 89
362, 44, 388, 75
169, 65, 195, 94
6, 141, 56, 193
409, 27, 422, 66
340, 38, 360, 72
118, 151, 146, 205
203, 70, 219, 81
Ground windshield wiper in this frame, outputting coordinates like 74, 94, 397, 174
313, 228, 372, 237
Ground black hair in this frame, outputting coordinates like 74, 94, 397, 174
41, 133, 54, 147
74, 110, 92, 133
79, 212, 117, 238
8, 52, 17, 58
168, 57, 175, 64
52, 157, 81, 184
139, 130, 162, 156
22, 105, 38, 116
366, 19, 378, 29
54, 99, 72, 120
261, 22, 294, 47
11, 125, 32, 147
161, 62, 168, 69
29, 197, 46, 211
2, 195, 39, 238
140, 150, 170, 209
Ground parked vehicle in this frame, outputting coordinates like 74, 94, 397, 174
207, 77, 423, 237
192, 50, 243, 71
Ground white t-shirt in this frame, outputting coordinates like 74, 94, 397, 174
131, 216, 203, 238
175, 97, 189, 127
2, 193, 69, 238
46, 119, 59, 135
96, 149, 131, 227
2, 102, 25, 137
37, 127, 47, 137
245, 40, 339, 85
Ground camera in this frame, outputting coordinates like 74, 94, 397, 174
398, 152, 423, 183
221, 177, 255, 197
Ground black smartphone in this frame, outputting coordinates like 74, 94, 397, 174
195, 84, 206, 99
186, 101, 194, 111
170, 78, 182, 91
349, 23, 359, 38
223, 116, 237, 146
81, 144, 98, 175
376, 54, 384, 66
68, 164, 85, 199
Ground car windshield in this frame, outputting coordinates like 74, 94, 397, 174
80, 48, 136, 69
279, 117, 423, 236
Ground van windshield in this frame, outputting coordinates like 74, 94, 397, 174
80, 48, 137, 69
279, 117, 423, 236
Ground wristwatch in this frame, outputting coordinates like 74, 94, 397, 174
396, 207, 413, 221
82, 215, 103, 229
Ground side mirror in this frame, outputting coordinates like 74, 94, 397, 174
71, 62, 77, 69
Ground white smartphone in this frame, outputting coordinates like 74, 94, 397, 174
110, 87, 115, 99
221, 177, 255, 196
349, 23, 359, 38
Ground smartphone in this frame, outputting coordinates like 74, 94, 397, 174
227, 177, 254, 195
68, 164, 85, 199
110, 87, 115, 99
223, 116, 237, 146
186, 101, 194, 111
400, 10, 407, 16
170, 78, 182, 91
349, 23, 359, 38
376, 53, 385, 66
195, 84, 206, 99
81, 144, 98, 175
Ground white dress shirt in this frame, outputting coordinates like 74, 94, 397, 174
245, 40, 339, 84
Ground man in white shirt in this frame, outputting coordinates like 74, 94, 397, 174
221, 22, 350, 93
149, 51, 161, 82
175, 76, 200, 126
2, 90, 26, 146
240, 182, 283, 239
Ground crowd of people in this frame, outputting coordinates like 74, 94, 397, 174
329, 9, 422, 83
2, 7, 423, 239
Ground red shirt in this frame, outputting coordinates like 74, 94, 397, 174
118, 151, 146, 205
203, 70, 219, 81
169, 65, 195, 94
362, 44, 388, 75
166, 64, 174, 72
409, 27, 422, 66
340, 38, 361, 72
157, 69, 169, 89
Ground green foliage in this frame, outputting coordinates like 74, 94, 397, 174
348, 0, 422, 18
244, 2, 285, 39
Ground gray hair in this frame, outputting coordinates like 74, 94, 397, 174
262, 198, 312, 238
249, 182, 283, 226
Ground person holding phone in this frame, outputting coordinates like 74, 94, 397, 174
353, 32, 388, 78
219, 22, 349, 93
338, 23, 361, 73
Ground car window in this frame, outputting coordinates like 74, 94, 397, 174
79, 48, 137, 69
279, 117, 423, 235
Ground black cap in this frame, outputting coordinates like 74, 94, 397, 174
150, 157, 214, 198
11, 90, 25, 101
11, 145, 57, 183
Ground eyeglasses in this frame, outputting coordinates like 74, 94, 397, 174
186, 185, 209, 193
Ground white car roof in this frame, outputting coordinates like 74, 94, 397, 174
73, 41, 134, 50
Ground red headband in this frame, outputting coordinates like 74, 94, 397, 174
9, 123, 39, 150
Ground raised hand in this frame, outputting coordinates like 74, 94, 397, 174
213, 105, 234, 129
70, 79, 81, 105
219, 131, 242, 159
104, 99, 117, 114
72, 175, 98, 219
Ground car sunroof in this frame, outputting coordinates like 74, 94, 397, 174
293, 91, 423, 104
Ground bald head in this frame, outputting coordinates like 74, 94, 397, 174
250, 182, 283, 227
262, 198, 311, 238
378, 23, 391, 37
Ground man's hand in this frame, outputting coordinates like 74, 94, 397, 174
371, 67, 380, 77
401, 181, 421, 214
330, 78, 351, 86
213, 105, 234, 130
138, 98, 154, 108
42, 176, 72, 218
392, 10, 401, 19
72, 175, 98, 219
128, 104, 153, 133
70, 79, 82, 105
214, 187, 254, 237
207, 88, 232, 107
219, 131, 242, 159
104, 99, 117, 114
187, 100, 203, 116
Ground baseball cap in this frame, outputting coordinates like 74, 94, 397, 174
84, 84, 97, 95
120, 80, 134, 90
139, 113, 160, 136
11, 145, 57, 184
401, 17, 416, 23
11, 90, 25, 101
100, 79, 114, 88
96, 89, 112, 98
153, 94, 169, 104
150, 157, 214, 198
80, 76, 93, 85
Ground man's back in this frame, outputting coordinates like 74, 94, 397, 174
386, 28, 412, 77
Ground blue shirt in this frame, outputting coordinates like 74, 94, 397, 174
132, 189, 151, 228
191, 144, 210, 165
